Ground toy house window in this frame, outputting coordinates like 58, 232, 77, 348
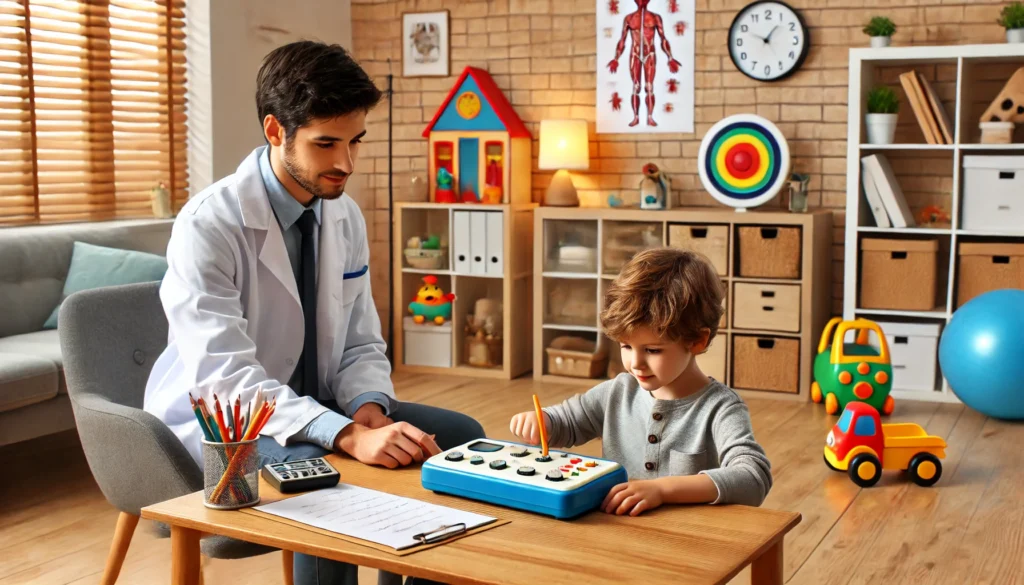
435, 142, 454, 173
854, 416, 877, 437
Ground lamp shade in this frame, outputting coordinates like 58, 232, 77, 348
538, 119, 589, 171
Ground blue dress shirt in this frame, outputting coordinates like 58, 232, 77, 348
258, 148, 392, 450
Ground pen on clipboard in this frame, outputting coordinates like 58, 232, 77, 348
412, 523, 467, 545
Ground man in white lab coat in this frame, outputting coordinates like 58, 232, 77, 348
144, 41, 481, 585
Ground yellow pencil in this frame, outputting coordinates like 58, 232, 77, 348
532, 394, 549, 458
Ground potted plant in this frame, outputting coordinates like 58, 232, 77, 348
866, 86, 899, 145
999, 2, 1024, 43
863, 16, 896, 47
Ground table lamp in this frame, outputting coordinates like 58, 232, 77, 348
538, 119, 589, 207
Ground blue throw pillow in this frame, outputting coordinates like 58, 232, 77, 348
43, 241, 168, 329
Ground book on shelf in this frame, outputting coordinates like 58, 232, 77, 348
897, 70, 953, 145
861, 154, 916, 228
860, 159, 891, 228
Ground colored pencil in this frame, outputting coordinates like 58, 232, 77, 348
213, 395, 230, 443
532, 394, 549, 458
189, 394, 214, 441
233, 397, 242, 442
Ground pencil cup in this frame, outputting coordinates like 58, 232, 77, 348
202, 439, 261, 510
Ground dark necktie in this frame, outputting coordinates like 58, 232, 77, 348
296, 209, 318, 397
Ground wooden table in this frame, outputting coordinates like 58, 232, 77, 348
141, 454, 800, 585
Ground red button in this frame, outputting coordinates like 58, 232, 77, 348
570, 458, 582, 464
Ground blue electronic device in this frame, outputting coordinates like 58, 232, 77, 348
421, 438, 628, 520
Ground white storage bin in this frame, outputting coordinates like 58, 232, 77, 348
875, 321, 940, 392
962, 156, 1024, 233
403, 317, 452, 367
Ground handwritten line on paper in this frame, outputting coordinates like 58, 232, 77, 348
255, 484, 497, 550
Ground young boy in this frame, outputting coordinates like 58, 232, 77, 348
510, 247, 772, 515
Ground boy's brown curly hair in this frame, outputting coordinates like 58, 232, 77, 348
601, 247, 724, 348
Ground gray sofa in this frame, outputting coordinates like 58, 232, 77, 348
0, 219, 173, 446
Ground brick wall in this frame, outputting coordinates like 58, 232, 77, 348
346, 0, 1009, 334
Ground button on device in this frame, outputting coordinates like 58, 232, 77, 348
489, 459, 507, 470
571, 471, 579, 476
570, 458, 582, 464
585, 461, 598, 467
653, 412, 663, 421
445, 451, 464, 462
510, 447, 530, 457
648, 434, 658, 444
535, 455, 552, 463
470, 455, 485, 465
517, 466, 536, 476
560, 453, 569, 458
576, 466, 589, 472
545, 469, 564, 481
645, 462, 655, 471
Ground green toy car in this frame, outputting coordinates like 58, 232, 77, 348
811, 317, 895, 416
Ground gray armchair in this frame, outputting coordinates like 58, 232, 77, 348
58, 281, 292, 584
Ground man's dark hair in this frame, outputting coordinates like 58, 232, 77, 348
256, 41, 384, 137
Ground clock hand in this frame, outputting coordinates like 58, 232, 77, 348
764, 25, 780, 43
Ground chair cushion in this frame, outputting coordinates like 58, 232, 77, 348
43, 242, 168, 329
0, 330, 65, 394
0, 352, 59, 413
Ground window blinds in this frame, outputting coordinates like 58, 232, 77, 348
0, 0, 186, 225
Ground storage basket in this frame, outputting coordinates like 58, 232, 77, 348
404, 248, 447, 270
668, 224, 729, 276
546, 336, 608, 378
860, 238, 939, 311
737, 226, 801, 278
731, 336, 800, 394
957, 242, 1024, 307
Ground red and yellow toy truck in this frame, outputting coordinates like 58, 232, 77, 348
824, 401, 947, 488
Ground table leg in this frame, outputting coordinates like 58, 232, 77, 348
751, 540, 783, 585
170, 526, 201, 585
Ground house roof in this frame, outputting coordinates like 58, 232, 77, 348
422, 66, 531, 139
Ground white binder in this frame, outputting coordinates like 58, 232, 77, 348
485, 212, 504, 276
453, 211, 471, 274
470, 211, 488, 274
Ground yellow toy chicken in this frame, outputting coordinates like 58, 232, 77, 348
408, 275, 455, 325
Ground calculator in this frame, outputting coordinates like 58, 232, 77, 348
262, 458, 341, 493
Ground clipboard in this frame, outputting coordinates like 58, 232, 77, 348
240, 507, 510, 556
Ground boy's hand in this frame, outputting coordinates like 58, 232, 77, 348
509, 411, 549, 445
601, 480, 665, 516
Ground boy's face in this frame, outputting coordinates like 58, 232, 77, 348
618, 325, 699, 392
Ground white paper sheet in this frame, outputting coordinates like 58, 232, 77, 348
255, 484, 497, 551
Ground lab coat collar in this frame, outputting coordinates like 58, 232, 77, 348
236, 145, 345, 232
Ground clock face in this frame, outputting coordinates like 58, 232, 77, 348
456, 91, 482, 119
728, 1, 809, 82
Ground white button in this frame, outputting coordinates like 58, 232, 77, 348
286, 358, 294, 366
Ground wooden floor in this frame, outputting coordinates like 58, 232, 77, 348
3, 372, 1023, 585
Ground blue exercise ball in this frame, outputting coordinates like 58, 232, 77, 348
939, 289, 1024, 420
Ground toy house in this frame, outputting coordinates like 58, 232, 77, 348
423, 66, 532, 204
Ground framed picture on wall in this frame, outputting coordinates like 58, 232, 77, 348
402, 10, 450, 77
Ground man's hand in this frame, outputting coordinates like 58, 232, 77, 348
351, 402, 392, 430
600, 480, 665, 516
334, 421, 441, 469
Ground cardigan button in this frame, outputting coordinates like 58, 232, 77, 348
645, 462, 655, 471
652, 412, 663, 421
648, 434, 658, 444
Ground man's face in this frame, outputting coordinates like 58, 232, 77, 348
274, 111, 367, 202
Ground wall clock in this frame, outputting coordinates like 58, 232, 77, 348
456, 91, 482, 119
728, 1, 809, 82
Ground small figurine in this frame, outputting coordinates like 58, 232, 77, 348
408, 275, 455, 325
482, 157, 503, 203
639, 163, 672, 210
825, 402, 946, 488
436, 167, 457, 203
607, 193, 625, 207
461, 187, 479, 204
150, 181, 173, 218
917, 205, 951, 227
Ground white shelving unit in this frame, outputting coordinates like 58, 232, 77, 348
845, 43, 1024, 404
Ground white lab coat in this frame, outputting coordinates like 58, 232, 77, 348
144, 146, 394, 465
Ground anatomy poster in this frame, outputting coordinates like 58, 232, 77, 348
596, 0, 694, 134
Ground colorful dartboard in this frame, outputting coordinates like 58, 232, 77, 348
697, 114, 791, 209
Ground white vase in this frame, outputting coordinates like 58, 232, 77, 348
865, 113, 898, 145
1007, 28, 1024, 43
870, 36, 891, 48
